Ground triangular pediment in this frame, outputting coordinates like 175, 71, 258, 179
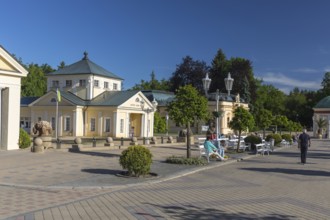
119, 91, 154, 110
0, 46, 28, 77
0, 56, 18, 72
29, 91, 77, 107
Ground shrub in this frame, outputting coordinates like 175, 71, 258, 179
244, 135, 262, 151
265, 133, 282, 145
19, 128, 31, 149
281, 134, 293, 144
119, 145, 153, 177
166, 156, 208, 165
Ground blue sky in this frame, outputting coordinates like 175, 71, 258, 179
2, 0, 330, 93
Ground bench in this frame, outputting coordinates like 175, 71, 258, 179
256, 142, 273, 156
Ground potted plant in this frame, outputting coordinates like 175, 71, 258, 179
316, 118, 327, 139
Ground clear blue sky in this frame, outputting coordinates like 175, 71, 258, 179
2, 0, 330, 93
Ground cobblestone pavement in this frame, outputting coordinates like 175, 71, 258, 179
2, 139, 330, 219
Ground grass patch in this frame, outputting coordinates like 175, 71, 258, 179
166, 156, 208, 165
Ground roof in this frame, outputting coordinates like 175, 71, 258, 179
314, 96, 330, 108
21, 97, 39, 106
90, 90, 139, 106
47, 52, 123, 80
26, 90, 139, 107
141, 90, 174, 106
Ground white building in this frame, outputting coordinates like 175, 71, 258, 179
0, 46, 28, 150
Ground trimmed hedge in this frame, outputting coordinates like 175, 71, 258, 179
265, 133, 282, 145
244, 135, 262, 151
119, 145, 152, 177
166, 156, 208, 165
281, 133, 293, 144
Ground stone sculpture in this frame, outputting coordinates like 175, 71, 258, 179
32, 121, 52, 136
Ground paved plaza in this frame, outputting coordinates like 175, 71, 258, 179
1, 138, 330, 219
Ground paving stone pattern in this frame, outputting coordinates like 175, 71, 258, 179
1, 139, 330, 219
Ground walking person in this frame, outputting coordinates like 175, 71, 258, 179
298, 129, 311, 164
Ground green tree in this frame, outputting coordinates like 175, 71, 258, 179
154, 111, 166, 133
57, 61, 66, 69
229, 106, 255, 152
273, 115, 289, 134
254, 84, 286, 115
255, 108, 273, 139
209, 49, 257, 106
21, 63, 52, 97
167, 85, 209, 158
131, 71, 170, 91
169, 56, 209, 94
285, 88, 307, 122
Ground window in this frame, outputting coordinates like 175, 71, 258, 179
90, 118, 96, 131
51, 117, 56, 130
64, 116, 70, 131
113, 83, 118, 90
104, 81, 109, 89
65, 80, 72, 87
94, 80, 99, 87
79, 79, 86, 87
104, 118, 111, 132
120, 119, 124, 133
20, 117, 31, 128
52, 80, 59, 88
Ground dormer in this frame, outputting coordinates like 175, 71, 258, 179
46, 52, 123, 100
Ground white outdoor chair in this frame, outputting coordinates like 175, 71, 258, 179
198, 145, 224, 163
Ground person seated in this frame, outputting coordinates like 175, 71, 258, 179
204, 136, 225, 161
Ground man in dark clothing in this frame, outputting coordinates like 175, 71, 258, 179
298, 129, 311, 164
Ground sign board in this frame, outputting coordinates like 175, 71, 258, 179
201, 125, 209, 131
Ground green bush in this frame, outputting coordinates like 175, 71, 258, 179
281, 134, 293, 144
265, 133, 282, 145
244, 135, 262, 151
119, 145, 153, 177
19, 128, 31, 149
166, 156, 207, 165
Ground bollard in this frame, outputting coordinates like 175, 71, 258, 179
143, 137, 146, 145
56, 138, 61, 149
92, 137, 96, 147
121, 137, 124, 146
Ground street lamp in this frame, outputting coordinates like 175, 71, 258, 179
224, 72, 234, 98
166, 113, 169, 136
202, 72, 211, 97
141, 98, 158, 144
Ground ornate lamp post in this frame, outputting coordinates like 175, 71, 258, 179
141, 98, 158, 144
224, 72, 234, 98
202, 72, 211, 97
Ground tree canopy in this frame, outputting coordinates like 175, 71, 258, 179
167, 85, 209, 157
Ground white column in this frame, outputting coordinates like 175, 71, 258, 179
98, 112, 102, 136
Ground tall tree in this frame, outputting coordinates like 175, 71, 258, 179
167, 85, 209, 158
169, 56, 209, 93
255, 108, 273, 139
130, 71, 170, 91
254, 84, 286, 115
209, 49, 228, 93
229, 106, 255, 152
21, 63, 52, 97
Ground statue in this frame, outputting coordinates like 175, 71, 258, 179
32, 121, 52, 136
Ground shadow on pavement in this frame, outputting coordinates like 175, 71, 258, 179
81, 168, 122, 175
240, 167, 330, 177
69, 150, 120, 158
142, 203, 295, 220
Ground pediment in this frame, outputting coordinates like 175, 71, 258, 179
120, 91, 153, 110
29, 92, 76, 107
0, 46, 28, 77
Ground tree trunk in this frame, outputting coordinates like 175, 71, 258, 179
187, 122, 191, 158
236, 130, 242, 152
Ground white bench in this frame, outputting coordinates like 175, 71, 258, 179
256, 142, 273, 156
